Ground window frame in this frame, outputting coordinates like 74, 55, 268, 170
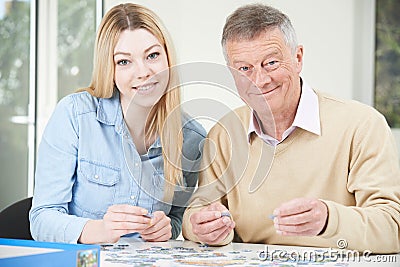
30, 0, 103, 195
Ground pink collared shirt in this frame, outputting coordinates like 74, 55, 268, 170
248, 80, 321, 146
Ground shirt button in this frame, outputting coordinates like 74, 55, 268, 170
130, 195, 136, 200
135, 163, 139, 167
94, 174, 99, 179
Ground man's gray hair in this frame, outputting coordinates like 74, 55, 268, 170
221, 4, 298, 57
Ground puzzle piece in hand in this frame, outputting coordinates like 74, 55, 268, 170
221, 211, 231, 218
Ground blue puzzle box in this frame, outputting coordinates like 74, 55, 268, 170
0, 238, 100, 267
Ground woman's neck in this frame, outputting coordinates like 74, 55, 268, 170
122, 101, 155, 155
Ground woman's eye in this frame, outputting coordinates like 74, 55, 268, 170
239, 66, 250, 71
147, 52, 160, 60
117, 59, 129, 66
268, 60, 278, 66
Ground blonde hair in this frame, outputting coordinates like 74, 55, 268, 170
82, 3, 183, 194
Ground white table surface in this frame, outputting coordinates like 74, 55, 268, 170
100, 237, 400, 267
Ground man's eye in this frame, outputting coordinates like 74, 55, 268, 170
239, 66, 250, 71
147, 52, 160, 60
265, 60, 280, 71
117, 59, 129, 66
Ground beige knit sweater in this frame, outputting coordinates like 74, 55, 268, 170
182, 91, 400, 253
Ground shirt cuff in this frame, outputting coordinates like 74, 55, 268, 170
64, 217, 90, 243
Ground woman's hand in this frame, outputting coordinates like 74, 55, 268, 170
140, 211, 172, 242
79, 204, 151, 244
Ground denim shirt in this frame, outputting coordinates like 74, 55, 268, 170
29, 91, 206, 243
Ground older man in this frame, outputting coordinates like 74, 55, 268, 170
182, 3, 400, 253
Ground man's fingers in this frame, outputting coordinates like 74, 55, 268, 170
191, 210, 223, 224
274, 221, 315, 233
274, 198, 315, 216
276, 229, 316, 236
192, 216, 233, 235
197, 219, 235, 244
274, 209, 313, 225
206, 202, 227, 211
197, 226, 230, 244
190, 207, 234, 244
273, 198, 328, 236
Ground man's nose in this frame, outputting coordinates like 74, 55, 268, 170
253, 66, 272, 89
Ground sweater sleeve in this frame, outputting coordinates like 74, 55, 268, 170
319, 112, 400, 253
168, 163, 203, 240
182, 128, 234, 246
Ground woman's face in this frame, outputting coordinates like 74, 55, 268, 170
114, 28, 169, 111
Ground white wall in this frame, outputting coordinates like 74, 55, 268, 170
104, 1, 400, 160
105, 1, 375, 120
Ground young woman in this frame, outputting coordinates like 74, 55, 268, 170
30, 3, 206, 244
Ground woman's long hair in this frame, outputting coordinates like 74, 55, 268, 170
82, 3, 183, 199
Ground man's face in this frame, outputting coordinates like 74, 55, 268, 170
226, 28, 303, 118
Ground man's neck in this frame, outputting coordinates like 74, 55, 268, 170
257, 86, 302, 141
256, 107, 297, 141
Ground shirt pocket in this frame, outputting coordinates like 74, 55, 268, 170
75, 159, 120, 217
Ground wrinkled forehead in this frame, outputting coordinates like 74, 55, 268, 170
225, 29, 288, 56
225, 25, 282, 43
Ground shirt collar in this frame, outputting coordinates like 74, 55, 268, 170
292, 80, 321, 135
248, 79, 321, 143
98, 91, 163, 149
96, 91, 125, 135
96, 91, 121, 126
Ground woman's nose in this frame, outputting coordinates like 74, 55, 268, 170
135, 61, 151, 80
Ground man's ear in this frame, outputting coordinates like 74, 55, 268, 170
295, 45, 304, 73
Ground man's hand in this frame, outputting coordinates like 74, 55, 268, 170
273, 198, 328, 236
140, 211, 172, 242
189, 202, 235, 245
